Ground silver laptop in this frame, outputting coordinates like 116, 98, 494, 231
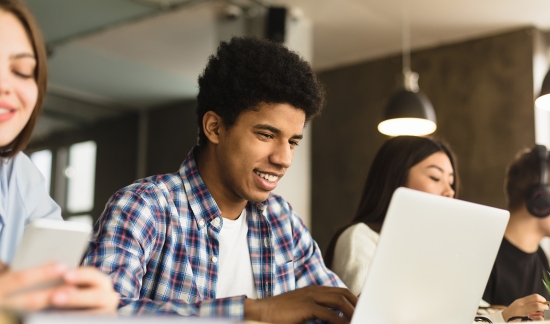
351, 187, 509, 324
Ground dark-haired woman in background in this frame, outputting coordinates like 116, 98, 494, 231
325, 136, 546, 322
325, 136, 458, 295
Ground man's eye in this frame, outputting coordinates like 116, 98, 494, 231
259, 133, 273, 139
290, 141, 299, 147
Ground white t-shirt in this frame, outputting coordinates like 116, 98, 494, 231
332, 223, 379, 296
215, 209, 258, 299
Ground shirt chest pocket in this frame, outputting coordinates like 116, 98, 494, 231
272, 234, 295, 294
274, 260, 295, 294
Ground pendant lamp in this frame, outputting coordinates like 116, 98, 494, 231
535, 71, 550, 111
378, 0, 436, 137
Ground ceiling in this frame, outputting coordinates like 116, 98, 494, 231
23, 0, 550, 139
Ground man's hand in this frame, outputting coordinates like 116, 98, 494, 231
50, 267, 120, 314
0, 262, 66, 311
245, 286, 357, 324
501, 294, 548, 321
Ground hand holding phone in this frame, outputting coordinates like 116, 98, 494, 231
8, 219, 91, 295
11, 218, 92, 272
3, 219, 119, 314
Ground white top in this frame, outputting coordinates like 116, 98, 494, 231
0, 153, 62, 263
332, 222, 379, 296
215, 209, 258, 299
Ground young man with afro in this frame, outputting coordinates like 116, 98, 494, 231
84, 36, 356, 323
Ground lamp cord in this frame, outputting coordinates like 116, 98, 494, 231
401, 0, 419, 92
402, 0, 411, 74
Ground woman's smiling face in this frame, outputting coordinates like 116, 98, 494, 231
0, 9, 38, 147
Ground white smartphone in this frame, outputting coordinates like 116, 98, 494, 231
11, 218, 92, 272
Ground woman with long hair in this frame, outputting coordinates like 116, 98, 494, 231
325, 136, 458, 294
0, 0, 118, 312
325, 136, 547, 322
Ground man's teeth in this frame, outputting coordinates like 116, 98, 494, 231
256, 171, 278, 182
0, 108, 11, 115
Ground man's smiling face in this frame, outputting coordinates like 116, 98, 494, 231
215, 102, 305, 204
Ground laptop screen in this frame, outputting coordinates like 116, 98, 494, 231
351, 187, 509, 324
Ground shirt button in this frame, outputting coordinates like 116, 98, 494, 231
198, 220, 205, 226
212, 256, 218, 263
258, 204, 267, 211
213, 218, 220, 225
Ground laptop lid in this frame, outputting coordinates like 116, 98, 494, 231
351, 187, 509, 324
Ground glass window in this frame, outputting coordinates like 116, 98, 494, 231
66, 141, 97, 214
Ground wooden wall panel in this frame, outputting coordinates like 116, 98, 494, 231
313, 28, 536, 252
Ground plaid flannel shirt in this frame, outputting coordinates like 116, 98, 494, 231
83, 146, 344, 319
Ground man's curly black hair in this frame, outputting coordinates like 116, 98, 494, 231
196, 36, 325, 146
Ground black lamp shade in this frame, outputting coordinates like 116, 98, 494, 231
536, 70, 550, 110
378, 89, 437, 136
382, 89, 436, 122
540, 70, 550, 97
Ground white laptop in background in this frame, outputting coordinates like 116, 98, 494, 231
351, 187, 510, 324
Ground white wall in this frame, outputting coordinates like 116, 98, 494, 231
272, 12, 314, 230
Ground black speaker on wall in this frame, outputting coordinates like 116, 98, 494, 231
266, 7, 287, 43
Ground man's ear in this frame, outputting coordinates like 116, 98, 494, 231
203, 111, 222, 145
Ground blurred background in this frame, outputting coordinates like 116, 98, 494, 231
23, 0, 550, 252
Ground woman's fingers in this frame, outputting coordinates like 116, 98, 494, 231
62, 267, 111, 289
0, 265, 118, 314
51, 285, 117, 310
0, 263, 68, 312
51, 267, 119, 314
0, 286, 58, 311
0, 263, 66, 296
